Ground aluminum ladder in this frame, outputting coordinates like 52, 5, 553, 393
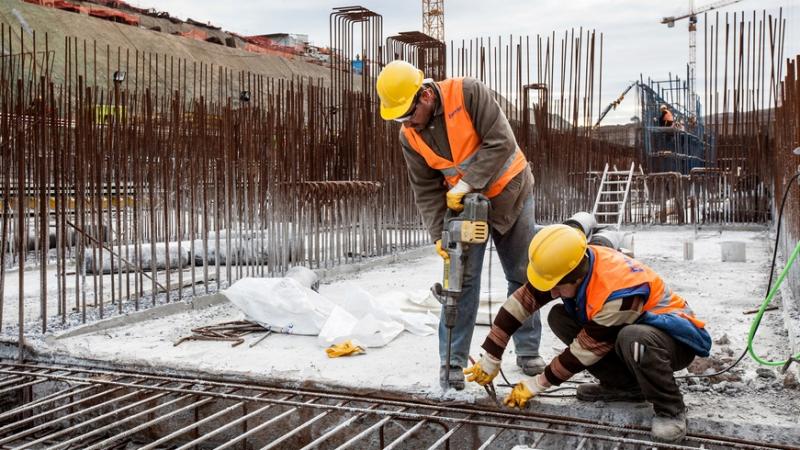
591, 162, 635, 229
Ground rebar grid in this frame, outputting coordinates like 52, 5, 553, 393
0, 362, 794, 450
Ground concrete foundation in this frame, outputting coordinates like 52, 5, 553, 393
2, 227, 800, 448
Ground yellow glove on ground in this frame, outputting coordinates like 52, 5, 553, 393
325, 340, 364, 358
435, 239, 450, 261
446, 180, 472, 212
463, 354, 501, 385
504, 374, 549, 409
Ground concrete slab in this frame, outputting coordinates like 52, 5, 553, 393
11, 227, 800, 446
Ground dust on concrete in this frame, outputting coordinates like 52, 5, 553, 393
9, 226, 800, 445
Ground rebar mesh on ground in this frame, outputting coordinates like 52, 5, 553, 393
0, 362, 795, 450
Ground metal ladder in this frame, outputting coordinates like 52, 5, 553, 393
591, 162, 635, 229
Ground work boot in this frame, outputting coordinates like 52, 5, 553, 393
576, 383, 645, 402
516, 356, 546, 376
439, 365, 465, 391
651, 410, 687, 442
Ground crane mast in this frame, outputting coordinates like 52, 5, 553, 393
661, 0, 742, 116
422, 0, 445, 42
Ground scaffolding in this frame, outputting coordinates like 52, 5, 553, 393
639, 77, 712, 174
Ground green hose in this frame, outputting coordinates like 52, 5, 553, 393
747, 237, 800, 367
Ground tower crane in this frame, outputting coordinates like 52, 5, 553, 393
661, 0, 742, 115
423, 0, 444, 42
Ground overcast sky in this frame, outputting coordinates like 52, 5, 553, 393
141, 0, 798, 124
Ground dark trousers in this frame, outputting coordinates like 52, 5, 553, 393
548, 304, 695, 416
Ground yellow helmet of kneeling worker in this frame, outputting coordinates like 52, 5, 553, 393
527, 224, 588, 291
375, 60, 424, 120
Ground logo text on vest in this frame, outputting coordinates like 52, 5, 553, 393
447, 105, 463, 119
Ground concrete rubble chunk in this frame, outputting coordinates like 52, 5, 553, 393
714, 333, 731, 346
784, 372, 800, 390
756, 368, 777, 379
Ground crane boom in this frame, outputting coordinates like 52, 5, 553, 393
661, 0, 742, 26
660, 0, 742, 117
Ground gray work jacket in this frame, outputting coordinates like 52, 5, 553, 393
399, 77, 534, 242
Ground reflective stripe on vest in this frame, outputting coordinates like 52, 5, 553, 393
402, 78, 527, 198
584, 245, 706, 330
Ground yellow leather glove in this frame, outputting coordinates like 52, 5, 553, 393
446, 180, 472, 212
463, 354, 501, 386
325, 340, 364, 358
504, 374, 549, 409
435, 239, 449, 261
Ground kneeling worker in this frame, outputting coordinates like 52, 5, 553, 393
464, 224, 711, 442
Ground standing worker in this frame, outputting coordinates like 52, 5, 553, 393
464, 224, 711, 442
375, 60, 545, 390
659, 104, 674, 127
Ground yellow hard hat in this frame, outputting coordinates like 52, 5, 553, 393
526, 224, 588, 291
376, 60, 424, 120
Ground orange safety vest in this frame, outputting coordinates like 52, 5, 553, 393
566, 245, 711, 356
402, 78, 527, 198
584, 245, 704, 327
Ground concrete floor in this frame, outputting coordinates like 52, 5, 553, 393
5, 226, 800, 446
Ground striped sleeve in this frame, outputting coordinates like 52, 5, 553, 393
544, 295, 646, 386
481, 282, 553, 360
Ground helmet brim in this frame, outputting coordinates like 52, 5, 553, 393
527, 263, 559, 292
380, 100, 415, 120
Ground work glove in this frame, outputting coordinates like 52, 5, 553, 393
325, 340, 364, 358
504, 373, 550, 409
435, 239, 449, 261
463, 354, 501, 385
446, 180, 472, 212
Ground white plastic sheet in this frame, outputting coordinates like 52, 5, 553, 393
318, 283, 437, 348
222, 277, 334, 335
222, 276, 438, 347
317, 306, 404, 348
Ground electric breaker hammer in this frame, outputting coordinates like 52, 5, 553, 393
431, 193, 490, 389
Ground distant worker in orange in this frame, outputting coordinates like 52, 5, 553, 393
658, 104, 674, 127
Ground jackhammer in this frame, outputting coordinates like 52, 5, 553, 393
431, 193, 490, 389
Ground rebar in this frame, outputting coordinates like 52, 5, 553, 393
0, 6, 793, 360
0, 362, 794, 449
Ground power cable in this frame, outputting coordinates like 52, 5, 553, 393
676, 170, 800, 379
